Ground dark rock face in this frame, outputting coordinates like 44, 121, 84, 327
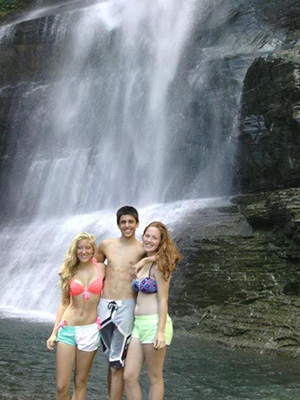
228, 6, 300, 357
235, 0, 300, 194
250, 0, 300, 33
236, 50, 300, 193
0, 15, 66, 86
170, 188, 300, 357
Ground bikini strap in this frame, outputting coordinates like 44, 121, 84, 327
92, 257, 102, 277
148, 262, 154, 278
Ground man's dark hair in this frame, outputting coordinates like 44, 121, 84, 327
116, 206, 139, 225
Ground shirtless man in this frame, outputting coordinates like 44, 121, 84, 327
96, 206, 146, 400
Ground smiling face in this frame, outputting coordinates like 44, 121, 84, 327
143, 226, 161, 255
118, 214, 139, 239
76, 239, 94, 264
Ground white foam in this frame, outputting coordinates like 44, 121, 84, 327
0, 197, 229, 320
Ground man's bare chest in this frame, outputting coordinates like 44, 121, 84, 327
106, 249, 140, 268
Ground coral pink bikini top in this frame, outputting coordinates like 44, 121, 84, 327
69, 259, 103, 301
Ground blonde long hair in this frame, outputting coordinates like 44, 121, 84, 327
143, 221, 181, 281
59, 232, 97, 303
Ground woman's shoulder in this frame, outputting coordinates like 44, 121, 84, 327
152, 262, 172, 283
152, 263, 163, 277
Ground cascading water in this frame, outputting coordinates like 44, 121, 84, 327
1, 0, 200, 219
0, 0, 278, 318
0, 198, 228, 319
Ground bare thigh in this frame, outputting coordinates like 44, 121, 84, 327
56, 342, 76, 389
124, 338, 144, 381
74, 348, 97, 385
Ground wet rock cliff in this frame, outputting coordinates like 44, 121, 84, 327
171, 188, 300, 357
236, 50, 300, 193
169, 0, 300, 357
236, 1, 300, 193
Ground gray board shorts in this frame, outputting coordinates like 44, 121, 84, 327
98, 298, 135, 368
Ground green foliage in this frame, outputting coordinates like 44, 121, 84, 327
0, 0, 23, 12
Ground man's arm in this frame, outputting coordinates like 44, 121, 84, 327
96, 240, 107, 263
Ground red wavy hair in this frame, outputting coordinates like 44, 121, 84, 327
143, 221, 181, 281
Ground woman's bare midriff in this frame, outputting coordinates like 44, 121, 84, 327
134, 292, 158, 316
62, 296, 99, 325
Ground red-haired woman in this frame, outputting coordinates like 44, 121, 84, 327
124, 221, 181, 400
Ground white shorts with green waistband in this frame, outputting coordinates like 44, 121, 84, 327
98, 298, 135, 368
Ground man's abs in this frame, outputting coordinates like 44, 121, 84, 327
102, 274, 135, 300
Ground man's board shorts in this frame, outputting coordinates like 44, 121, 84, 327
56, 320, 101, 352
98, 298, 135, 368
131, 314, 173, 345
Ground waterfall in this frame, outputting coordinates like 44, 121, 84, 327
0, 198, 228, 319
1, 0, 200, 220
0, 0, 278, 317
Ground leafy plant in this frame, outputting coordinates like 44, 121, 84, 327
0, 0, 23, 12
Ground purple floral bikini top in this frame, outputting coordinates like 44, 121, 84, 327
132, 263, 158, 294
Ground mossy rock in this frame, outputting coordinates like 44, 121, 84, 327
0, 0, 22, 11
0, 0, 33, 15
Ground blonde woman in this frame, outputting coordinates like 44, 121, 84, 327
124, 222, 181, 400
47, 232, 105, 400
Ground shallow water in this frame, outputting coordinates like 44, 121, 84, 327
1, 316, 300, 399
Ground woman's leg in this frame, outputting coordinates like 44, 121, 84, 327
72, 349, 97, 400
56, 342, 76, 400
143, 344, 167, 400
124, 338, 144, 400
